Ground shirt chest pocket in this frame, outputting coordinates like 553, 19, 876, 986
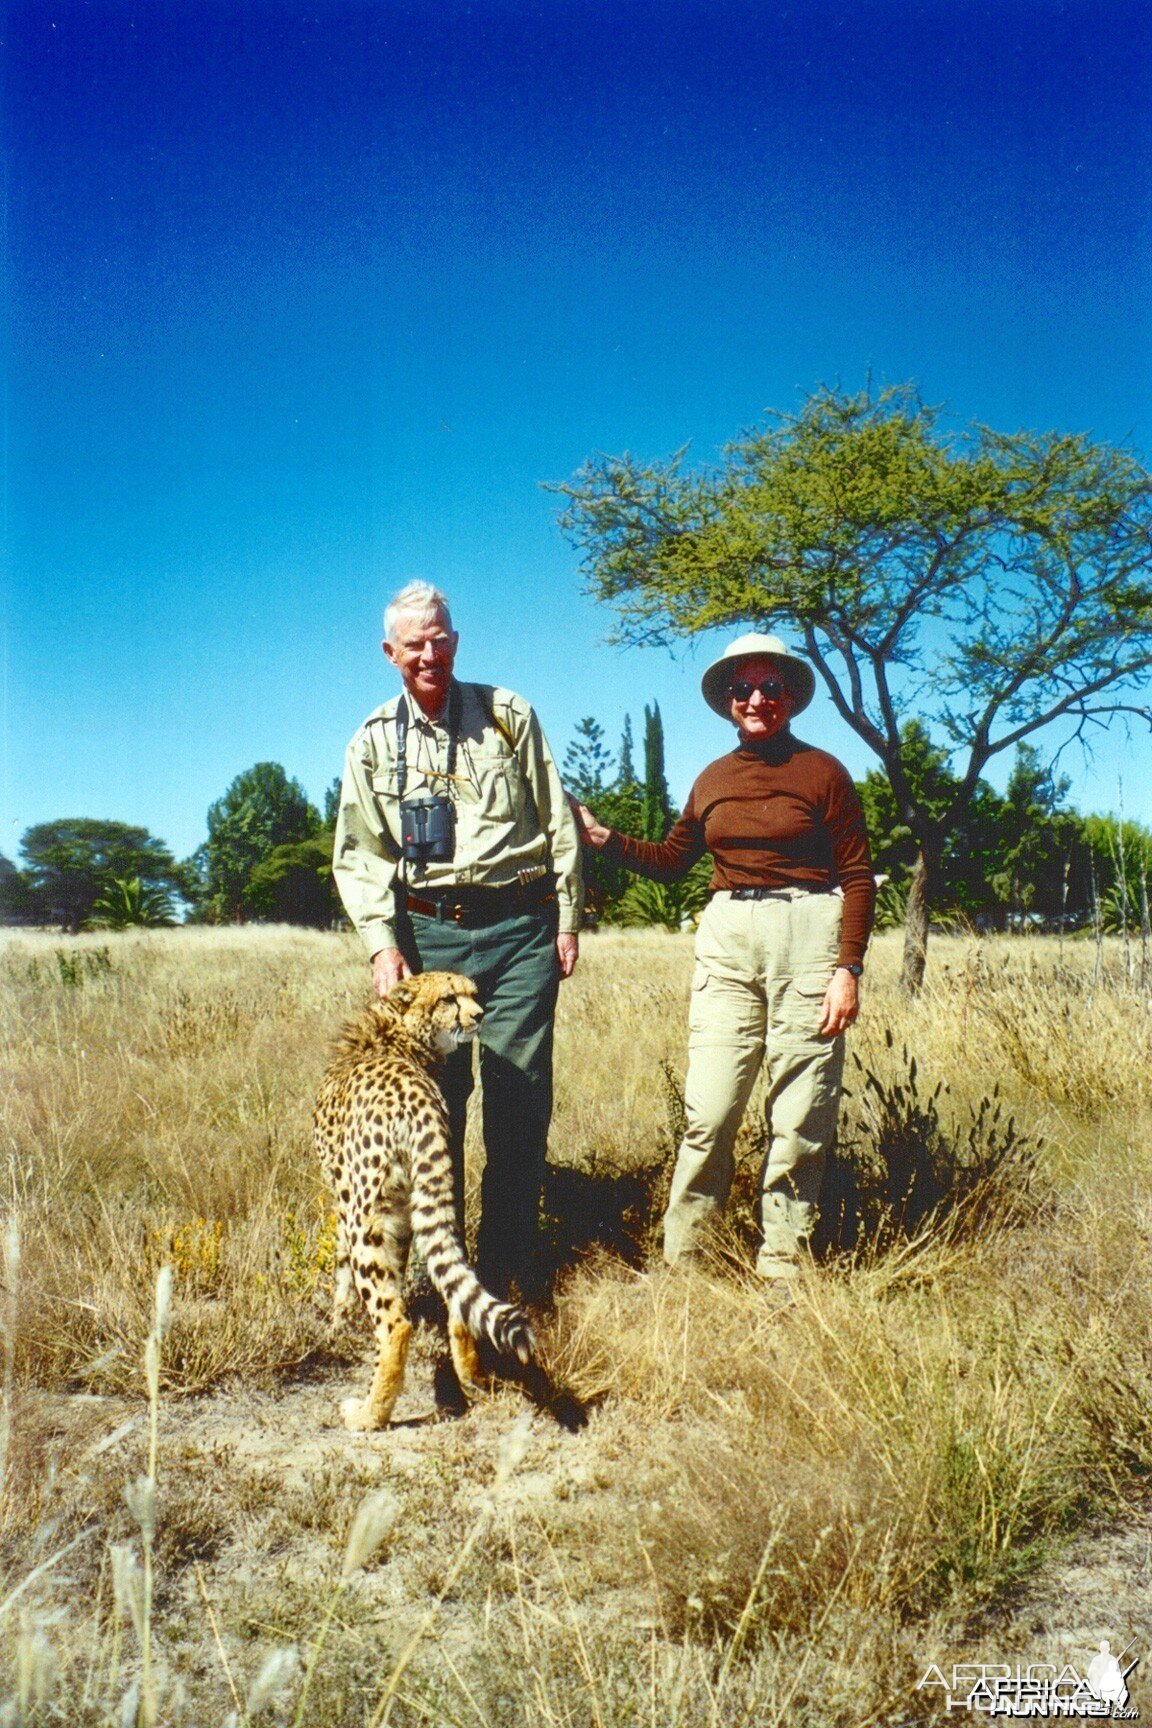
460, 741, 529, 826
369, 739, 452, 806
367, 764, 402, 815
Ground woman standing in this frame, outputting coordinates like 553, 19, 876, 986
576, 634, 875, 1294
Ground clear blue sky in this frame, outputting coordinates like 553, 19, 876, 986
4, 0, 1151, 862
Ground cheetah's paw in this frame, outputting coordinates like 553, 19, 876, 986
341, 1395, 387, 1432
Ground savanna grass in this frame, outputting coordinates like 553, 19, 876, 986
1, 925, 1150, 1725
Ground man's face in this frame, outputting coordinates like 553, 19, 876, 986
383, 608, 458, 716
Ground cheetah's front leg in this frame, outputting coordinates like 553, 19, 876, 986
448, 1314, 486, 1397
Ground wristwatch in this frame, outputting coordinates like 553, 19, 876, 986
836, 963, 864, 978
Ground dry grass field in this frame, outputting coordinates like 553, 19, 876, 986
2, 924, 1151, 1725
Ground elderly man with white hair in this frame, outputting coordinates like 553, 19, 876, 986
333, 581, 582, 1303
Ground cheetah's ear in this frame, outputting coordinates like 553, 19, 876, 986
385, 976, 421, 1012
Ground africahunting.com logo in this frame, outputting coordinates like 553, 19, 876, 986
916, 1642, 1139, 1718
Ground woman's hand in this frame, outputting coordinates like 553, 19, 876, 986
570, 798, 612, 850
818, 968, 860, 1037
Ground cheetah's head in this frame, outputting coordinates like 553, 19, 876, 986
388, 971, 483, 1056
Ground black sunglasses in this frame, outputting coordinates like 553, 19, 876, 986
728, 677, 789, 703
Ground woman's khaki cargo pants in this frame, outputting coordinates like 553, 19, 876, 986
663, 888, 846, 1280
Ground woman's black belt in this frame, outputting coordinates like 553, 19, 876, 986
404, 879, 556, 925
726, 884, 833, 900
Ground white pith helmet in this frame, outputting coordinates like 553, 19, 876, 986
700, 633, 816, 718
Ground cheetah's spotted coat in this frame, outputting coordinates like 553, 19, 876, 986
314, 971, 534, 1430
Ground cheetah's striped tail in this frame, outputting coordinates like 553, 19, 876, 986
417, 1224, 536, 1366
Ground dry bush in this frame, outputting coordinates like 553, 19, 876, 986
819, 1034, 1044, 1257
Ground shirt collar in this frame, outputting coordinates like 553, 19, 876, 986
735, 728, 796, 765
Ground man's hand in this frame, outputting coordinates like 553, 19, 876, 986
570, 798, 611, 850
371, 947, 413, 997
556, 933, 579, 979
818, 968, 860, 1037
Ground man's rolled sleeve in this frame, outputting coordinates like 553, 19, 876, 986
510, 699, 584, 933
332, 730, 403, 957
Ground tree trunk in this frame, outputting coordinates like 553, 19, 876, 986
900, 848, 932, 996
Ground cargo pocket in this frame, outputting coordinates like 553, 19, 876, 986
782, 969, 833, 1042
687, 964, 712, 1034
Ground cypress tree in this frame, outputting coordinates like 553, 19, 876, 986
619, 714, 637, 787
642, 703, 673, 841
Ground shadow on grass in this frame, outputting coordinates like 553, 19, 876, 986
539, 1158, 666, 1280
649, 1034, 1045, 1272
405, 1282, 591, 1432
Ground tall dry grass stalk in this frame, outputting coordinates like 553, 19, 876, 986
0, 924, 1148, 1723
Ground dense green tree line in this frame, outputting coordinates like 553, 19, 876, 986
0, 820, 191, 931
2, 729, 1147, 934
564, 710, 1150, 936
0, 766, 345, 932
856, 728, 1150, 932
187, 761, 341, 925
562, 705, 712, 930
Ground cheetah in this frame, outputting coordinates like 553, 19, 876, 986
314, 970, 534, 1431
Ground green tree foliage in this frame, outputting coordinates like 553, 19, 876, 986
555, 383, 1152, 989
0, 853, 41, 924
1079, 813, 1152, 935
244, 837, 341, 928
991, 746, 1081, 928
203, 763, 320, 921
858, 733, 1085, 931
619, 714, 637, 785
323, 775, 342, 829
10, 820, 189, 932
563, 717, 615, 803
91, 876, 178, 929
855, 720, 955, 882
563, 717, 638, 921
642, 703, 673, 841
616, 862, 712, 931
563, 707, 692, 925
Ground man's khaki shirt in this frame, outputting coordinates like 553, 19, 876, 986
333, 682, 583, 957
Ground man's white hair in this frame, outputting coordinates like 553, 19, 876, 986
383, 581, 453, 644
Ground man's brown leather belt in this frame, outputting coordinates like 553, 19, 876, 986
404, 880, 556, 925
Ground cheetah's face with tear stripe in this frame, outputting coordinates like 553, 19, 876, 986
390, 971, 483, 1055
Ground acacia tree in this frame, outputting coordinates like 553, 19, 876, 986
554, 385, 1152, 990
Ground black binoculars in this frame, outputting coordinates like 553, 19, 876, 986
400, 793, 456, 865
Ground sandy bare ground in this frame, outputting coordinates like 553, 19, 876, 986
46, 1315, 1152, 1726
951, 1506, 1152, 1720
891, 1493, 1152, 1724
